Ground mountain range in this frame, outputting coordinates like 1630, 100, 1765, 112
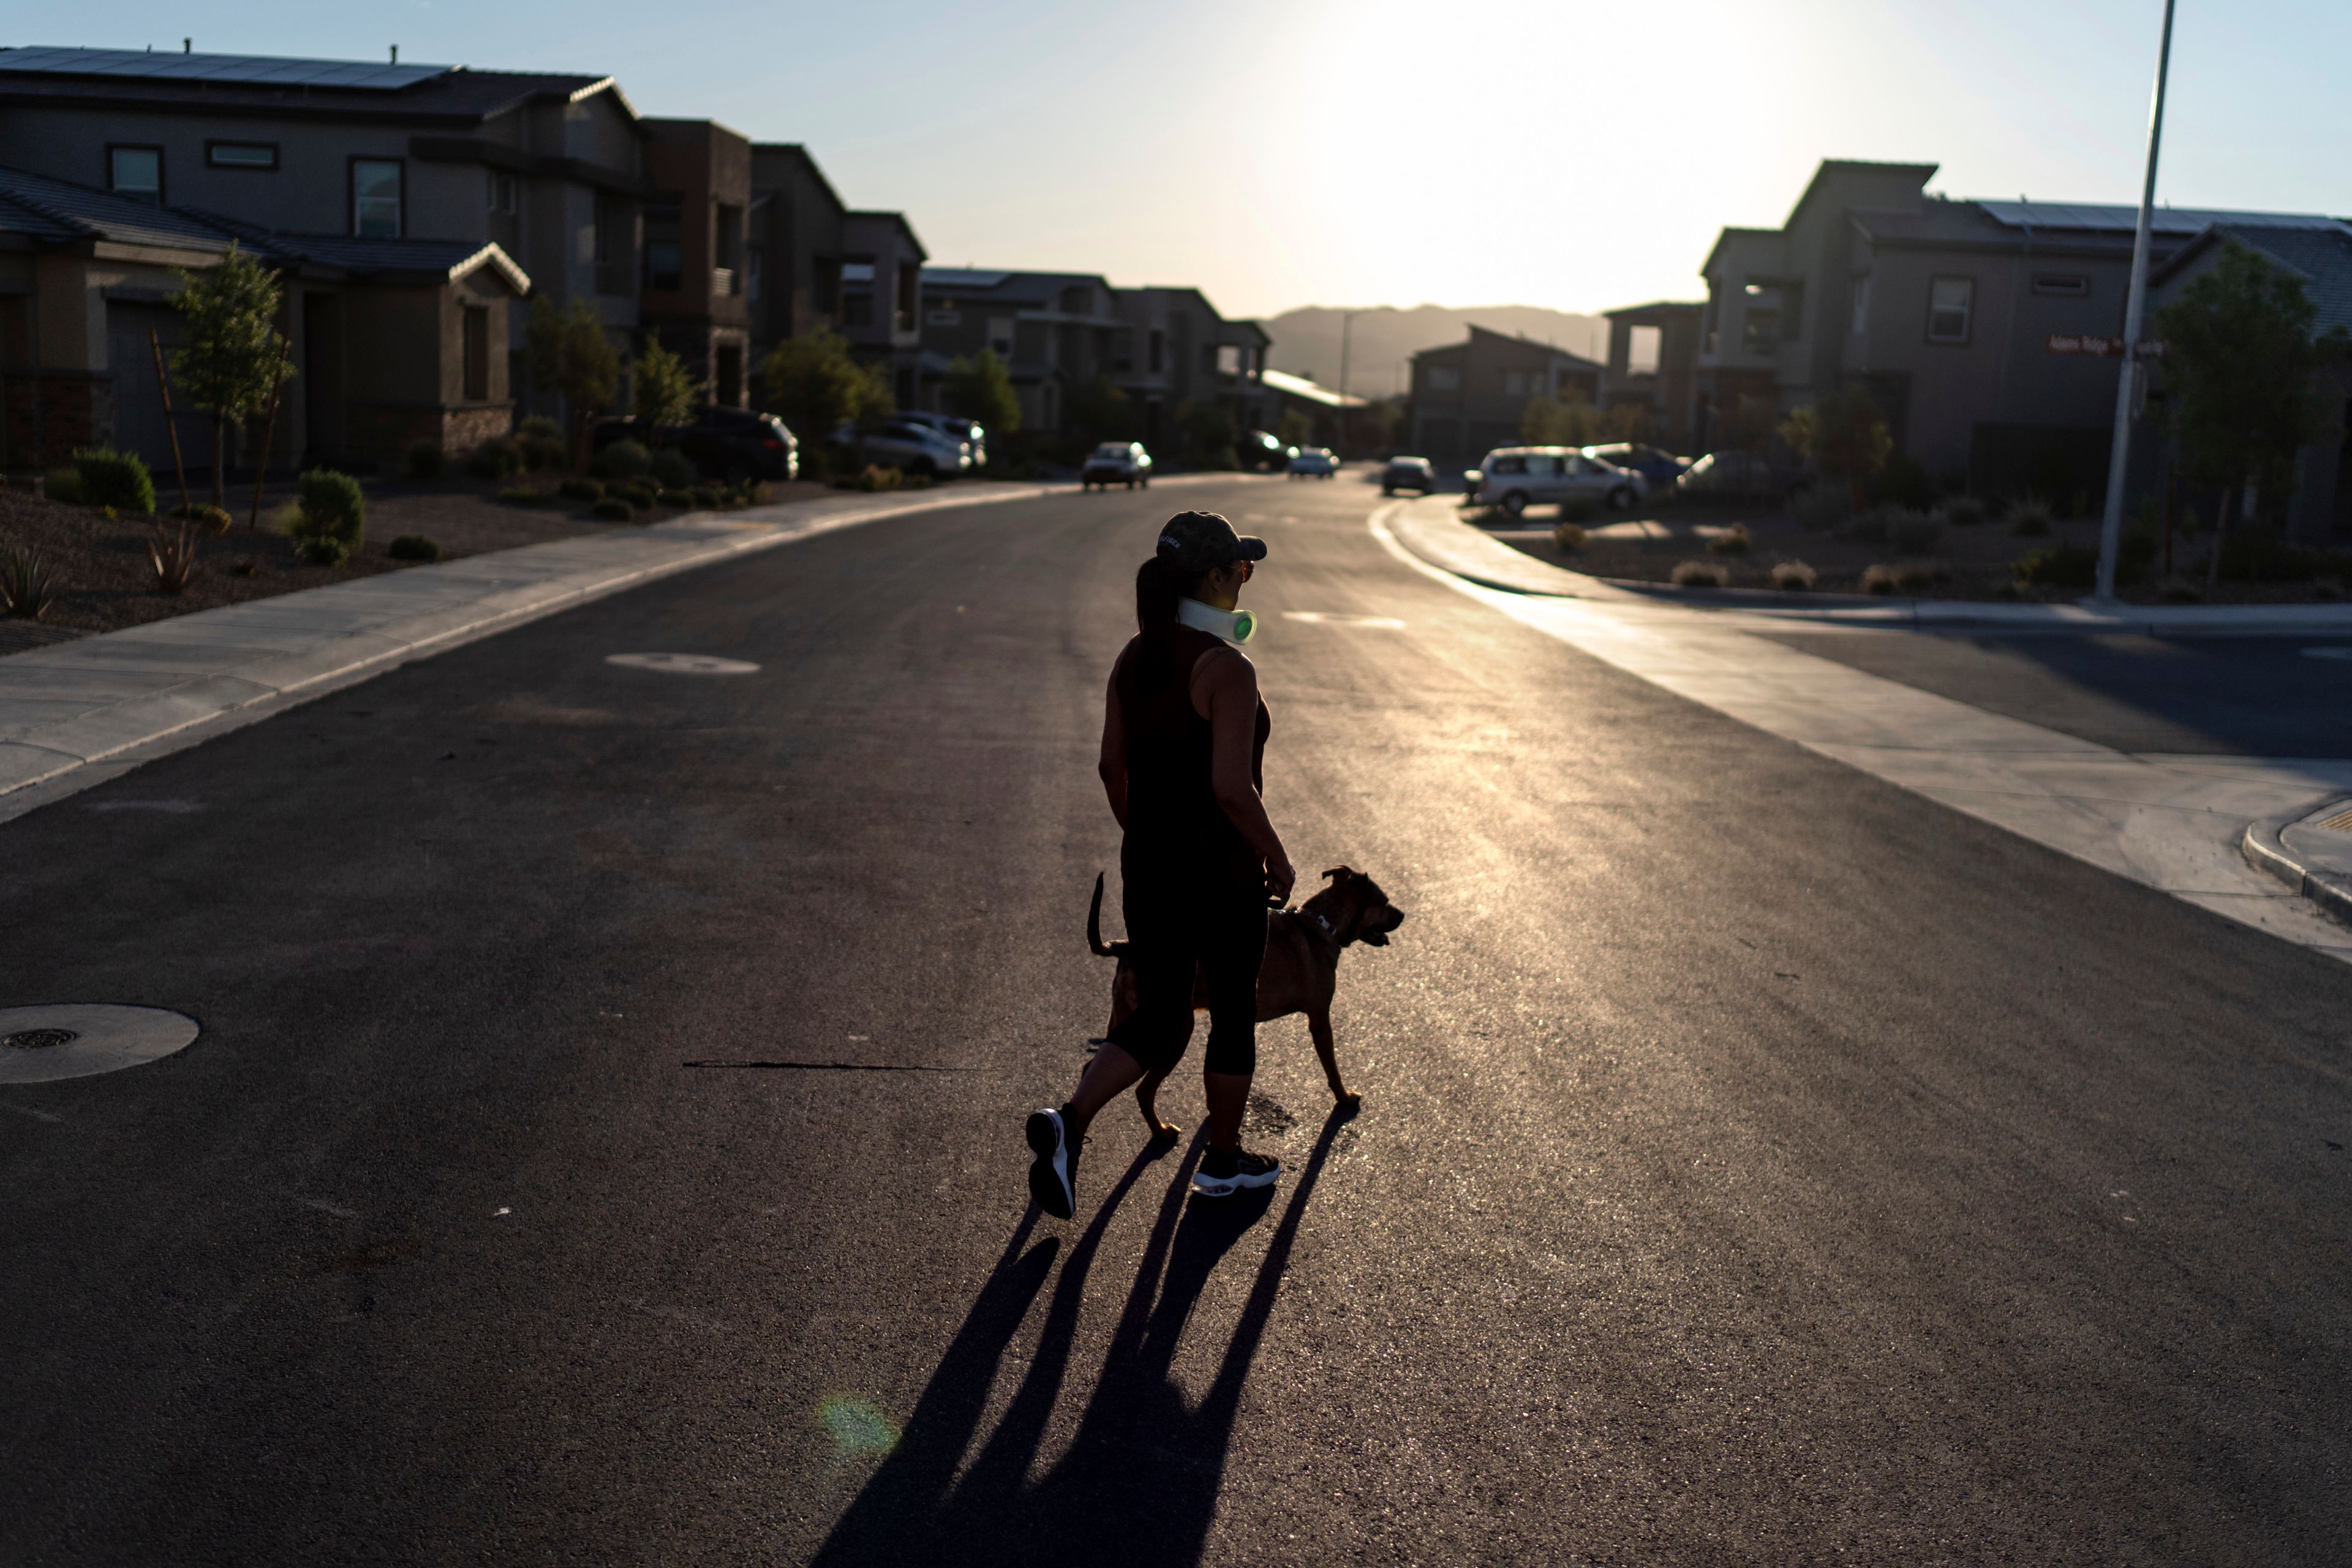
1256, 305, 1610, 398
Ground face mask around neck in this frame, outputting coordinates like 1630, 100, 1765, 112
1177, 597, 1254, 644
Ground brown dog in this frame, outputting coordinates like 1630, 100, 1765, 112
1086, 867, 1406, 1138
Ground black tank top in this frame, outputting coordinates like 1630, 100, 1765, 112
1114, 624, 1270, 891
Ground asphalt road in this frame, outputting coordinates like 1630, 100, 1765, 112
4, 474, 2350, 1565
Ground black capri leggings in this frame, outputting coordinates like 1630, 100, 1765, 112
1105, 872, 1266, 1078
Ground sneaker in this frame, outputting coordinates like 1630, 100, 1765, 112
1025, 1107, 1077, 1218
1191, 1145, 1281, 1198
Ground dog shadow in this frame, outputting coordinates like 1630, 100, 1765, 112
809, 1109, 1351, 1567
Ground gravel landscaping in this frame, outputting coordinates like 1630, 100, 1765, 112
0, 472, 839, 658
1477, 496, 2351, 605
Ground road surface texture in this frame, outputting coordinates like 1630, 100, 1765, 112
4, 477, 2349, 1565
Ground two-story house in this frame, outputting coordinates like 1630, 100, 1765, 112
0, 43, 647, 445
916, 269, 1126, 433
1598, 300, 1704, 451
746, 143, 846, 360
839, 211, 926, 408
1111, 286, 1272, 448
640, 119, 752, 407
1405, 326, 1605, 464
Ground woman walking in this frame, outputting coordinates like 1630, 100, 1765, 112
1025, 511, 1294, 1218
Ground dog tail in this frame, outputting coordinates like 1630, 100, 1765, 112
1087, 872, 1129, 959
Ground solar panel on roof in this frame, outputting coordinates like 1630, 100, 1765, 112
1976, 198, 2341, 234
0, 45, 452, 90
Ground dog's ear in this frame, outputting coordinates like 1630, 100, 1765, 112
1321, 865, 1354, 883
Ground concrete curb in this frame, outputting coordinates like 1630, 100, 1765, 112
1404, 500, 2352, 632
2241, 796, 2352, 929
0, 474, 1263, 825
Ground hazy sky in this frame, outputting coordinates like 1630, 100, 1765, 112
37, 0, 2352, 319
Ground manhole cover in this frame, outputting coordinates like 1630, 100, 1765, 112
605, 652, 760, 676
0, 1005, 200, 1085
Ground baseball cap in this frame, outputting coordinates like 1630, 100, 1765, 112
1155, 511, 1268, 573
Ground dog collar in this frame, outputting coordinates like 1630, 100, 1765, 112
1177, 598, 1254, 645
1299, 909, 1339, 943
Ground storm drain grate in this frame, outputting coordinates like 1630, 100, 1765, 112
2313, 807, 2352, 835
4, 1029, 77, 1050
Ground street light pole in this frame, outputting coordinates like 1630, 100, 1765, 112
2092, 0, 2179, 603
1337, 309, 1358, 459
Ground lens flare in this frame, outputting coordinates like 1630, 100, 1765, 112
820, 1397, 899, 1457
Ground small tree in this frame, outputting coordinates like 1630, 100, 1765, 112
1177, 398, 1237, 469
526, 296, 622, 469
1275, 409, 1313, 448
1780, 383, 1891, 508
1064, 376, 1133, 453
632, 336, 703, 433
2153, 240, 2345, 575
169, 244, 295, 507
761, 329, 892, 438
1519, 394, 1602, 447
941, 347, 1020, 434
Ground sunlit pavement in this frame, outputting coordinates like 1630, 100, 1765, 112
4, 473, 2350, 1562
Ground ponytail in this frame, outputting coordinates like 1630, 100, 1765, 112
1134, 555, 1208, 635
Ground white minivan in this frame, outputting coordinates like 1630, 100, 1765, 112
1474, 447, 1647, 517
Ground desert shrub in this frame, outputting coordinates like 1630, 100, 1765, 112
73, 447, 156, 513
590, 497, 635, 522
387, 533, 442, 562
148, 524, 198, 594
657, 488, 693, 507
1789, 485, 1848, 533
1551, 521, 1586, 551
1559, 497, 1597, 524
611, 480, 658, 508
171, 502, 234, 535
43, 466, 81, 505
689, 484, 723, 508
1893, 562, 1943, 590
497, 485, 547, 506
518, 432, 568, 471
1, 544, 62, 619
468, 437, 524, 481
2158, 576, 2203, 603
649, 448, 697, 490
1940, 495, 1986, 527
1770, 559, 1817, 591
402, 439, 446, 480
744, 480, 773, 505
557, 476, 603, 502
592, 439, 653, 480
858, 464, 902, 493
2011, 541, 2099, 589
1890, 511, 1945, 553
1860, 563, 1902, 595
284, 468, 366, 564
1707, 522, 1751, 556
1670, 559, 1728, 588
2005, 496, 2054, 535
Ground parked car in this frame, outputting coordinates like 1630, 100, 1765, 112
1675, 450, 1804, 500
1472, 445, 1646, 516
1080, 441, 1153, 489
849, 419, 971, 477
1288, 447, 1338, 479
1238, 429, 1291, 472
589, 407, 799, 481
897, 410, 987, 470
1581, 442, 1689, 492
1381, 455, 1438, 495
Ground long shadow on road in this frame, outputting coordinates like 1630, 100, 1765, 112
813, 1109, 1350, 1567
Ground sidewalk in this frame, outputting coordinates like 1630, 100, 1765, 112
0, 478, 1243, 826
1380, 498, 2352, 963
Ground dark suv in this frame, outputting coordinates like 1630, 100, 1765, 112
591, 406, 799, 481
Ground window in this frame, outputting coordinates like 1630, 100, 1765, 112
487, 170, 517, 214
1740, 282, 1781, 354
987, 317, 1014, 358
927, 309, 962, 326
843, 291, 873, 328
593, 194, 616, 266
1926, 276, 1974, 344
206, 141, 277, 171
1850, 272, 1872, 335
747, 247, 765, 302
1059, 285, 1091, 314
351, 159, 402, 237
108, 146, 162, 203
1488, 454, 1528, 475
2032, 273, 2090, 297
1426, 366, 1460, 393
1627, 324, 1662, 375
715, 203, 742, 296
840, 260, 876, 285
1148, 330, 1164, 374
643, 204, 682, 292
462, 308, 489, 402
1216, 344, 1242, 377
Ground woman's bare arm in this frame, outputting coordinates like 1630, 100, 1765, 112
1098, 666, 1129, 830
1194, 647, 1294, 903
